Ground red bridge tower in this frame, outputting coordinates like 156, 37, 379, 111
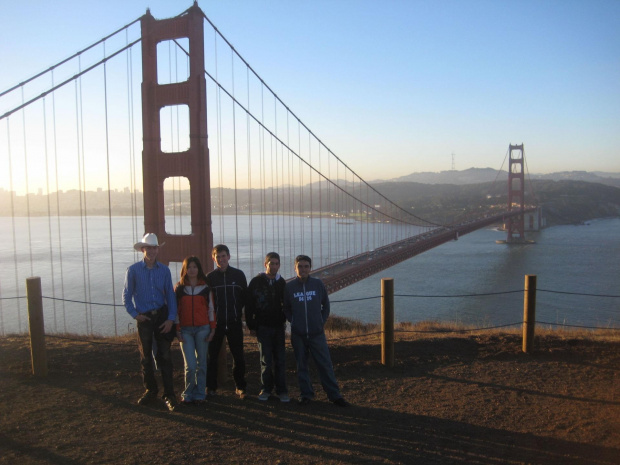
140, 4, 213, 268
506, 144, 525, 243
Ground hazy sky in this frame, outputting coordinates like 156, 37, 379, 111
1, 0, 619, 188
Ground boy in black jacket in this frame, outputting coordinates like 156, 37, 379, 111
247, 252, 290, 402
206, 244, 248, 398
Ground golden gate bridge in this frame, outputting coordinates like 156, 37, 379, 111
0, 3, 538, 336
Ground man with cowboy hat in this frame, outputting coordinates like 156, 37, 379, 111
123, 233, 179, 411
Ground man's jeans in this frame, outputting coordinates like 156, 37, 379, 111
207, 322, 247, 391
137, 314, 174, 398
291, 331, 341, 401
257, 325, 288, 395
180, 325, 211, 402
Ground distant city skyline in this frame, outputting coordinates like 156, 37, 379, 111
1, 0, 619, 195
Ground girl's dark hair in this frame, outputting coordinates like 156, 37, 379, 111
179, 256, 208, 284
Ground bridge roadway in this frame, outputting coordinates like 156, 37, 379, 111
308, 209, 536, 294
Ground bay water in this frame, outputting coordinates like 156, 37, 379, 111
0, 216, 618, 335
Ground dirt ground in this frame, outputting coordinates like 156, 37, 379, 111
0, 330, 618, 464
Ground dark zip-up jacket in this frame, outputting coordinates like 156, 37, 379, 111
246, 273, 286, 330
283, 276, 330, 338
206, 266, 248, 326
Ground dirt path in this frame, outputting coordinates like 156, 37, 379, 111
0, 332, 618, 464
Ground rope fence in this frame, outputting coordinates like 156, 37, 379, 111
6, 285, 617, 303
1, 286, 618, 326
7, 273, 619, 376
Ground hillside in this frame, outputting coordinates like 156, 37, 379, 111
383, 168, 620, 188
1, 173, 619, 227
371, 179, 620, 226
1, 328, 618, 464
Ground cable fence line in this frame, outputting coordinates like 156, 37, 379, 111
42, 296, 120, 307
536, 321, 620, 330
537, 289, 620, 298
45, 333, 134, 346
394, 290, 524, 298
395, 322, 524, 333
2, 281, 618, 340
331, 296, 381, 303
3, 284, 617, 306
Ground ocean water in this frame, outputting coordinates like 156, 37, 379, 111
331, 218, 620, 329
0, 216, 618, 335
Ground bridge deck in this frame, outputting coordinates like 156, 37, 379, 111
309, 209, 534, 294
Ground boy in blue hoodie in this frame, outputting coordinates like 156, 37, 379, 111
283, 255, 349, 407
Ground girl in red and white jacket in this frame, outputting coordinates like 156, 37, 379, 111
174, 256, 216, 404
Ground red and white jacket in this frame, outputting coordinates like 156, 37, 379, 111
174, 280, 216, 329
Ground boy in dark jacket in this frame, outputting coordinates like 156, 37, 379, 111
247, 252, 290, 402
283, 255, 349, 407
206, 244, 248, 398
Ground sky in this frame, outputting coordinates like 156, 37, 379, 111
1, 0, 619, 195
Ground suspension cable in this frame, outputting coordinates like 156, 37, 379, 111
232, 49, 240, 268
247, 66, 254, 276
6, 117, 22, 332
200, 69, 435, 227
74, 70, 91, 334
0, 18, 141, 98
1, 39, 141, 121
125, 31, 139, 250
103, 42, 118, 336
200, 11, 441, 228
20, 88, 34, 276
51, 69, 67, 332
42, 97, 58, 332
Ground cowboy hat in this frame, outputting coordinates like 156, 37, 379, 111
133, 233, 165, 251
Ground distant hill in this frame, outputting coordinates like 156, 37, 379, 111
383, 168, 506, 185
381, 168, 620, 188
370, 179, 620, 226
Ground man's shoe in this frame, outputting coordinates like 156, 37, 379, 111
164, 396, 178, 412
258, 390, 270, 401
297, 396, 311, 406
332, 397, 350, 407
279, 393, 290, 403
235, 388, 247, 399
137, 390, 157, 405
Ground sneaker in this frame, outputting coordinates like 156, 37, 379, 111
297, 396, 311, 406
332, 397, 350, 407
181, 399, 194, 406
258, 390, 270, 401
164, 396, 179, 412
279, 393, 291, 403
137, 390, 158, 405
235, 388, 247, 399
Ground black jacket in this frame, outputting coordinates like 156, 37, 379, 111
206, 266, 248, 326
246, 273, 286, 330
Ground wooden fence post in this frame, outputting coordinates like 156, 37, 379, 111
381, 278, 394, 367
27, 277, 48, 376
522, 274, 537, 354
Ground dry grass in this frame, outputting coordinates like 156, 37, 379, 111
324, 315, 620, 344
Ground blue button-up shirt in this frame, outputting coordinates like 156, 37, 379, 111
123, 260, 178, 321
